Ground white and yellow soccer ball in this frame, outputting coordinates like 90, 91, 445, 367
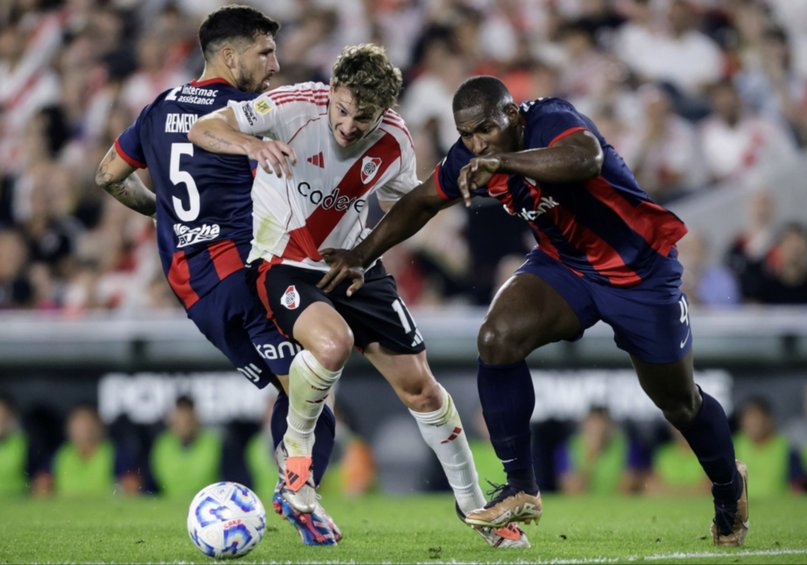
187, 481, 267, 559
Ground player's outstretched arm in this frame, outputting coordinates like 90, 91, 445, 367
95, 146, 156, 217
188, 107, 297, 177
468, 129, 603, 187
318, 175, 456, 296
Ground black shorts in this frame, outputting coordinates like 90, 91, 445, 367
249, 261, 425, 355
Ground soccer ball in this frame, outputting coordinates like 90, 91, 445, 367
187, 481, 267, 559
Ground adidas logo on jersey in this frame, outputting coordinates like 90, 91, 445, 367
282, 285, 300, 310
306, 152, 324, 168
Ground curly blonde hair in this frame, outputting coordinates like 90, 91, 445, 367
331, 44, 402, 112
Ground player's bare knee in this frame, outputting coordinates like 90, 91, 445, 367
660, 393, 701, 428
398, 379, 441, 412
477, 321, 527, 364
308, 334, 353, 372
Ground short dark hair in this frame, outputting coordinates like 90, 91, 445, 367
741, 396, 773, 417
175, 394, 195, 410
198, 5, 280, 60
69, 403, 102, 422
452, 75, 513, 114
780, 221, 807, 240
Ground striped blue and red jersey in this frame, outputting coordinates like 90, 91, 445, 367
435, 97, 688, 287
115, 79, 257, 309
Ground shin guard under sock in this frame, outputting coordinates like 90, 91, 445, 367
477, 358, 538, 494
679, 389, 739, 501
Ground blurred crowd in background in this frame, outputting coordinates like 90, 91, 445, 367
0, 389, 377, 499
1, 384, 806, 499
1, 0, 806, 314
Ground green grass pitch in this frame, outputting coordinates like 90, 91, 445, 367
1, 492, 805, 563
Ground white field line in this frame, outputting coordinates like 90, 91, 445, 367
643, 548, 807, 561
222, 548, 807, 565
471, 547, 807, 564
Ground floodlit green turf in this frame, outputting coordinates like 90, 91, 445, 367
1, 492, 805, 564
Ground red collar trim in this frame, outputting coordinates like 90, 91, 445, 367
190, 78, 232, 87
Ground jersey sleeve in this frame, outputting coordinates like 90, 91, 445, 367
228, 82, 327, 139
114, 107, 148, 168
433, 141, 484, 201
375, 136, 419, 203
526, 104, 590, 149
229, 94, 284, 138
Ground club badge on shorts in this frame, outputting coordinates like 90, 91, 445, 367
281, 285, 300, 310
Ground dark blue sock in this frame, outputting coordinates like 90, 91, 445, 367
678, 389, 739, 500
312, 404, 336, 486
477, 358, 538, 493
271, 393, 336, 487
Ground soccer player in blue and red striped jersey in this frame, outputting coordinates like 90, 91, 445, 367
319, 75, 749, 547
94, 5, 340, 545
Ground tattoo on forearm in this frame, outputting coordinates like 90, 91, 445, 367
96, 152, 156, 216
202, 130, 235, 151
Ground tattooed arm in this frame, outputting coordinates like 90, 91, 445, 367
188, 107, 296, 177
95, 146, 157, 217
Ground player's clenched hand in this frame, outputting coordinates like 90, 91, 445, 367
457, 156, 500, 207
246, 139, 297, 177
318, 248, 366, 297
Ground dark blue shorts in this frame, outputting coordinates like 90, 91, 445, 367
515, 247, 692, 364
186, 269, 300, 389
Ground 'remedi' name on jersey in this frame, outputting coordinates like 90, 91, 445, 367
165, 113, 198, 133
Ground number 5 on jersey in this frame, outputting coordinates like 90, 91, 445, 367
170, 143, 200, 222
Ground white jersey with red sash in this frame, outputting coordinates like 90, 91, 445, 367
228, 81, 418, 272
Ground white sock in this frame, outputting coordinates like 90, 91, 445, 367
409, 385, 486, 514
284, 349, 341, 457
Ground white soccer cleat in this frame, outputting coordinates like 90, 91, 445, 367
272, 481, 339, 546
275, 441, 317, 513
314, 499, 342, 542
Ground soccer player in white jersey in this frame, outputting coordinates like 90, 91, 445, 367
188, 44, 529, 548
